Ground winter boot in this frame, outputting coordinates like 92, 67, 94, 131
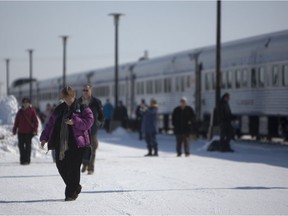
145, 148, 153, 157
153, 148, 158, 156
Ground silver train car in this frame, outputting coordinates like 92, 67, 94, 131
10, 29, 288, 139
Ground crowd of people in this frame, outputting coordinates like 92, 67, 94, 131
12, 84, 235, 201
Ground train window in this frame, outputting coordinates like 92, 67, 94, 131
181, 76, 185, 92
138, 82, 142, 95
154, 79, 162, 94
221, 71, 226, 89
175, 77, 180, 92
227, 70, 233, 89
112, 85, 115, 95
164, 78, 172, 93
235, 69, 241, 88
272, 65, 280, 86
146, 80, 154, 94
212, 73, 215, 89
242, 69, 248, 87
283, 65, 288, 86
258, 67, 265, 88
205, 74, 210, 90
186, 75, 191, 88
251, 69, 257, 88
158, 79, 162, 93
141, 82, 145, 94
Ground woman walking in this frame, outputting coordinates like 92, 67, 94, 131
40, 86, 94, 201
13, 97, 38, 165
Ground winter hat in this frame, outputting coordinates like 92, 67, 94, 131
151, 98, 158, 107
180, 96, 187, 103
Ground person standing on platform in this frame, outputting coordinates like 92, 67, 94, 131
135, 99, 147, 140
40, 86, 94, 201
78, 84, 104, 175
103, 99, 114, 133
218, 93, 234, 152
142, 99, 159, 157
172, 97, 195, 157
13, 97, 38, 165
113, 100, 128, 129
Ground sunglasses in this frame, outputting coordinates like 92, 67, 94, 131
83, 89, 89, 92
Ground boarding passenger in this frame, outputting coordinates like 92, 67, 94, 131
135, 99, 147, 140
142, 99, 159, 157
172, 97, 195, 157
218, 93, 234, 152
113, 100, 128, 129
103, 99, 114, 133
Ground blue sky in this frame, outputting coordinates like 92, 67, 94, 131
1, 1, 288, 95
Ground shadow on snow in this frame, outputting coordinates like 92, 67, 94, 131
99, 129, 288, 169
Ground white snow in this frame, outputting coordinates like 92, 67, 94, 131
1, 96, 288, 215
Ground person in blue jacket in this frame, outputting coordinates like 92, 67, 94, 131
142, 98, 159, 157
103, 99, 114, 133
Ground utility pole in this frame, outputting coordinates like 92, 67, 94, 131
27, 49, 33, 101
60, 36, 68, 89
215, 0, 221, 113
109, 13, 124, 108
5, 59, 10, 96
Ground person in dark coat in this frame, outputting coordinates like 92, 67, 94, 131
135, 99, 147, 140
172, 97, 195, 157
13, 97, 39, 165
78, 84, 104, 175
218, 93, 234, 152
142, 99, 159, 156
113, 100, 128, 129
40, 86, 94, 201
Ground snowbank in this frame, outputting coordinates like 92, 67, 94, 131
0, 95, 18, 125
0, 95, 47, 160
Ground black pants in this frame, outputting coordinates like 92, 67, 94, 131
176, 134, 190, 155
55, 145, 84, 198
104, 119, 111, 133
220, 123, 233, 151
137, 119, 143, 140
82, 132, 98, 172
18, 133, 33, 164
145, 133, 158, 154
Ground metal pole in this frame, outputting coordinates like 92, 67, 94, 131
27, 49, 33, 101
215, 0, 221, 112
109, 13, 124, 108
61, 36, 68, 89
5, 59, 10, 96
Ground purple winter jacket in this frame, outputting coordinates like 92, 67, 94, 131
40, 102, 94, 149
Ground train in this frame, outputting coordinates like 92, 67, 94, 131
10, 29, 288, 140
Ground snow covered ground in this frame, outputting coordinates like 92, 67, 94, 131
1, 96, 288, 215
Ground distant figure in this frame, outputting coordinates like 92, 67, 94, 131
218, 93, 234, 152
78, 84, 104, 175
40, 86, 94, 201
113, 100, 128, 129
43, 103, 56, 162
135, 99, 147, 140
103, 99, 114, 133
172, 97, 195, 157
13, 97, 38, 165
43, 103, 53, 126
142, 99, 159, 157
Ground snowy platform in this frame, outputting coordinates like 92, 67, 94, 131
1, 129, 288, 215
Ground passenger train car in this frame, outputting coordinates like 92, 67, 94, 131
10, 30, 288, 139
